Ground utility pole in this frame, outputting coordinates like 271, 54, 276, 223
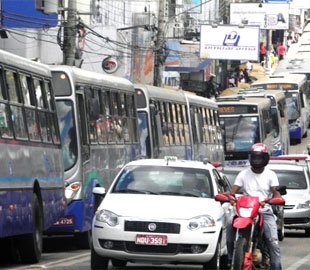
63, 0, 77, 66
153, 0, 166, 86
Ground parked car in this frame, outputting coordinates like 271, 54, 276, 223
91, 157, 232, 270
222, 155, 310, 239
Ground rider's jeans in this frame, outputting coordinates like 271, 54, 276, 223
226, 209, 282, 270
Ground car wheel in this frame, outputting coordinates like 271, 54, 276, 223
305, 228, 310, 237
278, 222, 285, 241
303, 130, 308, 138
91, 245, 109, 270
111, 259, 127, 267
203, 240, 220, 270
75, 230, 92, 249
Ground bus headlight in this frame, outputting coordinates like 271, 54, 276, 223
65, 182, 81, 203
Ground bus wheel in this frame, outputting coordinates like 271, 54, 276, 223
75, 230, 92, 249
18, 193, 43, 263
303, 130, 308, 138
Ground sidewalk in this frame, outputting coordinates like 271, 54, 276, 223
242, 61, 278, 82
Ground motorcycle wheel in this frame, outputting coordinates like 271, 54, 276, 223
233, 236, 248, 270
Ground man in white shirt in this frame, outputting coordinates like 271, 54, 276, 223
225, 143, 283, 270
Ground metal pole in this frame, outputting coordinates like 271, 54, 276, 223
153, 0, 166, 86
265, 29, 272, 75
63, 0, 77, 66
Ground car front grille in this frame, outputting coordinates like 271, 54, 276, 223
98, 239, 208, 254
284, 217, 310, 224
124, 221, 180, 234
284, 205, 295, 210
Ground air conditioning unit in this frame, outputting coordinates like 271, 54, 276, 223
35, 0, 62, 14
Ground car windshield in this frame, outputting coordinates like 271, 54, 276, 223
274, 170, 308, 189
112, 165, 214, 198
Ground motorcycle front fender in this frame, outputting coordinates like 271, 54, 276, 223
233, 217, 253, 229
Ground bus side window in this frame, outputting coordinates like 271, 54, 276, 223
0, 103, 13, 138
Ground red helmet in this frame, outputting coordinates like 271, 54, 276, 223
249, 143, 269, 172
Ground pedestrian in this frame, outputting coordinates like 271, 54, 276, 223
260, 42, 266, 65
204, 74, 217, 98
242, 68, 251, 83
277, 42, 286, 61
287, 36, 293, 51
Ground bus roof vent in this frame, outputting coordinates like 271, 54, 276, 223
288, 58, 304, 64
216, 96, 245, 102
286, 65, 301, 70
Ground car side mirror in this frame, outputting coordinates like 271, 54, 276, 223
276, 185, 287, 196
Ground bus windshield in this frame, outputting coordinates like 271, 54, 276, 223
56, 100, 78, 170
220, 116, 259, 152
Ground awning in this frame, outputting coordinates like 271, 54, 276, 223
165, 59, 212, 73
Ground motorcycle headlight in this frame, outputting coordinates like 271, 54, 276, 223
188, 215, 215, 230
95, 209, 119, 226
297, 200, 310, 209
239, 207, 253, 218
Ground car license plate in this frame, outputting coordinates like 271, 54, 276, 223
53, 216, 74, 225
135, 234, 168, 246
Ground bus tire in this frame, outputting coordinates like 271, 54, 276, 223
18, 193, 43, 263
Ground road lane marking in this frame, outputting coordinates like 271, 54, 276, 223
13, 252, 89, 269
286, 253, 310, 270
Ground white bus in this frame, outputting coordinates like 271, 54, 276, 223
0, 50, 65, 263
47, 66, 139, 248
135, 84, 224, 164
252, 74, 310, 144
237, 88, 289, 156
217, 96, 274, 165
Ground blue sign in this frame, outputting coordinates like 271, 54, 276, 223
2, 0, 58, 28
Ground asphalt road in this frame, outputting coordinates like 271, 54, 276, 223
1, 133, 310, 270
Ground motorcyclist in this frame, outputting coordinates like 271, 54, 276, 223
224, 143, 283, 270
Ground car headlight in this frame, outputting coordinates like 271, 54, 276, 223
297, 200, 310, 209
95, 209, 119, 226
188, 215, 215, 230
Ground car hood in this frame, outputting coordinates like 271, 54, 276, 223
284, 189, 310, 204
99, 194, 224, 220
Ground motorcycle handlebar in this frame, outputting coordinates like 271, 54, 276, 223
215, 194, 285, 206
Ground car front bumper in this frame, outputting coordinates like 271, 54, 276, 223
92, 220, 222, 264
284, 208, 310, 229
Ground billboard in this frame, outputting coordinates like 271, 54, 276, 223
2, 0, 58, 28
199, 25, 260, 61
230, 3, 289, 30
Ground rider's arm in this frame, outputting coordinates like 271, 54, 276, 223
224, 185, 240, 196
271, 186, 281, 198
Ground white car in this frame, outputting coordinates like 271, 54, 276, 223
91, 157, 232, 270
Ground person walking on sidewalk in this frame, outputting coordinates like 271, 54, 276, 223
277, 42, 286, 61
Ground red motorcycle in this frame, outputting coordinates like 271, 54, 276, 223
215, 194, 285, 270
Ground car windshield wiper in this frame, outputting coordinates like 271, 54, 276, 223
159, 191, 183, 196
180, 192, 200, 197
114, 189, 158, 195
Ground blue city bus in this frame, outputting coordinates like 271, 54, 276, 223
0, 50, 66, 263
47, 66, 139, 248
135, 84, 224, 164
